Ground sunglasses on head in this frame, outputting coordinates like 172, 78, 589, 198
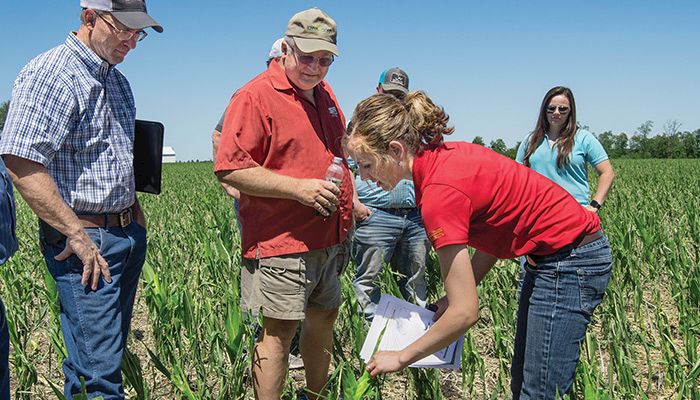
546, 105, 570, 114
291, 47, 334, 67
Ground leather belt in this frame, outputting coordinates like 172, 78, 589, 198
76, 207, 133, 228
527, 229, 603, 266
377, 207, 417, 216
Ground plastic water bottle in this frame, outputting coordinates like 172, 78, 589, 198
325, 156, 344, 187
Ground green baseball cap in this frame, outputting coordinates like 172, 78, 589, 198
285, 8, 339, 56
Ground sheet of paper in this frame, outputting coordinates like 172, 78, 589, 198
360, 294, 464, 369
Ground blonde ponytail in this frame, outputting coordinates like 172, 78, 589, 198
345, 91, 453, 161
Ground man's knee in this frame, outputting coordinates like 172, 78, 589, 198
304, 308, 339, 328
262, 317, 299, 346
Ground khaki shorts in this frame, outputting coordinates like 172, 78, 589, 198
240, 240, 350, 320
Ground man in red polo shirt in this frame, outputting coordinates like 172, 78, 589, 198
214, 8, 352, 400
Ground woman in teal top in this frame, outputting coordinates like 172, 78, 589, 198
516, 86, 614, 211
512, 86, 615, 395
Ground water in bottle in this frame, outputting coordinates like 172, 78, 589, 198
325, 156, 344, 187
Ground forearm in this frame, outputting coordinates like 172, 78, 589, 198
400, 246, 479, 365
3, 155, 84, 238
592, 171, 614, 205
216, 167, 300, 200
591, 160, 614, 205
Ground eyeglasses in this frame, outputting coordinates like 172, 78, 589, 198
291, 46, 334, 67
96, 12, 148, 42
546, 105, 570, 114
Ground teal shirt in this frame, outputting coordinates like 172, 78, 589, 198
515, 129, 608, 205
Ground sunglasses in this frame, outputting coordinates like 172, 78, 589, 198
546, 105, 570, 114
291, 47, 334, 67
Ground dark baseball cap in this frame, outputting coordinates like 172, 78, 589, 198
81, 0, 163, 33
379, 67, 409, 95
285, 8, 338, 56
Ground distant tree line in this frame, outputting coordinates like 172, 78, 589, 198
1, 99, 698, 160
474, 120, 700, 160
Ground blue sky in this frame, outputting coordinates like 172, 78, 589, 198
2, 1, 699, 161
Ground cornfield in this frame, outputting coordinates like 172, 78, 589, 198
0, 158, 698, 399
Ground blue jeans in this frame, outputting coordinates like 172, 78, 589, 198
41, 222, 147, 400
352, 207, 429, 320
511, 235, 612, 399
0, 296, 9, 400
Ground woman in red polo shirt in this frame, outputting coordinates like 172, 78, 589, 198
344, 92, 613, 399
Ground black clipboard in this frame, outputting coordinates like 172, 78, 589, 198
133, 119, 164, 194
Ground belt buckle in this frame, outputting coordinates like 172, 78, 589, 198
118, 209, 132, 228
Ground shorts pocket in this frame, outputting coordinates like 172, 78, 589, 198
258, 256, 303, 295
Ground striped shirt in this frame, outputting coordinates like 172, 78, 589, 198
0, 33, 136, 213
348, 158, 417, 209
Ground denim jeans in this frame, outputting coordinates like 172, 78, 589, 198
511, 235, 612, 399
41, 222, 147, 400
352, 207, 429, 320
0, 297, 9, 400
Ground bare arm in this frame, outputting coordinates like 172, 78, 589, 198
2, 155, 110, 290
592, 160, 614, 203
471, 249, 498, 284
350, 172, 371, 222
586, 160, 614, 212
366, 244, 480, 376
216, 167, 340, 217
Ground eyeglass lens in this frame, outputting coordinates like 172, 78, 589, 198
546, 105, 569, 113
295, 52, 334, 67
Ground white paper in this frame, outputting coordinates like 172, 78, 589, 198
360, 294, 464, 369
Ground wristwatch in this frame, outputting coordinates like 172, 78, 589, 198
589, 200, 602, 210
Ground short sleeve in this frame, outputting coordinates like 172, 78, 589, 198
0, 67, 76, 166
583, 131, 609, 166
515, 134, 530, 164
214, 90, 271, 172
420, 183, 472, 249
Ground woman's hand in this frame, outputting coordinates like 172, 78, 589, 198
366, 351, 407, 377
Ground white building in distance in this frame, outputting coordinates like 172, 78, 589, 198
162, 146, 176, 163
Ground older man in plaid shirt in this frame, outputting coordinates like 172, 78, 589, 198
0, 1, 162, 399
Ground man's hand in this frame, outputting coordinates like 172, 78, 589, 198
295, 179, 340, 217
55, 231, 111, 291
353, 202, 372, 222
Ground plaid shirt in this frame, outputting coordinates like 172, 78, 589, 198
0, 33, 136, 213
348, 158, 417, 209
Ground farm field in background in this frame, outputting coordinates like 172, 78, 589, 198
0, 159, 698, 399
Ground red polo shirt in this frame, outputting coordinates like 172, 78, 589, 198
413, 142, 600, 258
214, 62, 352, 259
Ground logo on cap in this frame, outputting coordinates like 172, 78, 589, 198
389, 74, 406, 86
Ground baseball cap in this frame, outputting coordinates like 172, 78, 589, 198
268, 38, 284, 60
379, 67, 409, 95
80, 0, 163, 33
285, 8, 338, 56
